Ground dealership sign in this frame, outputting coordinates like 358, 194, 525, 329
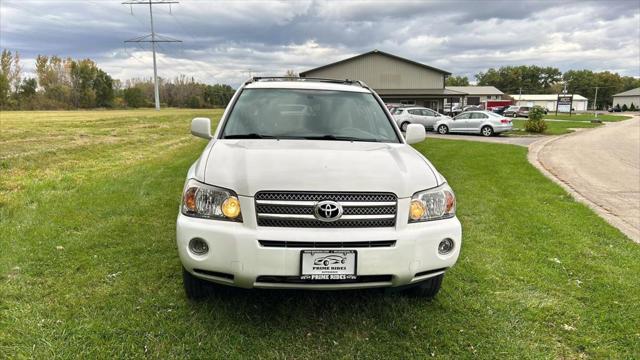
557, 95, 573, 113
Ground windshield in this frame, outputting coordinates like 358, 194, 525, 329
221, 89, 400, 143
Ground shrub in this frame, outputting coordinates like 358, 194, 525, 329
524, 105, 547, 133
630, 103, 636, 111
622, 104, 628, 111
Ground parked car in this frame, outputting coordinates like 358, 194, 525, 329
462, 105, 483, 112
491, 105, 509, 115
434, 110, 513, 136
393, 106, 451, 131
504, 106, 530, 117
443, 104, 462, 116
608, 105, 622, 112
178, 77, 462, 299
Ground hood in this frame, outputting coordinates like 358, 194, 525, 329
200, 140, 440, 198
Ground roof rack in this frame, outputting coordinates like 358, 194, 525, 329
246, 76, 368, 88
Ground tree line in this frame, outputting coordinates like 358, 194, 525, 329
0, 49, 235, 110
446, 65, 639, 109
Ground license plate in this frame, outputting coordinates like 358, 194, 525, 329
300, 250, 357, 280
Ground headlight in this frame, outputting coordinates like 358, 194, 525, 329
181, 179, 242, 222
409, 183, 456, 222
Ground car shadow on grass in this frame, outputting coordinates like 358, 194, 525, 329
185, 283, 442, 331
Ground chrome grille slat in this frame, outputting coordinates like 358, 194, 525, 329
258, 240, 397, 248
255, 191, 397, 228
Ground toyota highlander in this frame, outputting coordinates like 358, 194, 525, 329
177, 77, 462, 299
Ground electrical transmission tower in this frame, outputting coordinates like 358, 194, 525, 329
123, 0, 181, 110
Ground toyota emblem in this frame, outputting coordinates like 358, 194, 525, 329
314, 200, 343, 222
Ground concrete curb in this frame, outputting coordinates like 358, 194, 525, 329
527, 121, 640, 243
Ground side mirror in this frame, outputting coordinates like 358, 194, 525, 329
405, 124, 426, 145
191, 117, 212, 139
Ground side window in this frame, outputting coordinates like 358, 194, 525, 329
408, 109, 421, 115
395, 109, 403, 115
456, 113, 470, 120
470, 113, 488, 119
424, 109, 436, 116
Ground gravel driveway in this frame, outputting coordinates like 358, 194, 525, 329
529, 117, 640, 243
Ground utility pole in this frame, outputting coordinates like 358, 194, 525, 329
593, 86, 600, 122
123, 0, 181, 111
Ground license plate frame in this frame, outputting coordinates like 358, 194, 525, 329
299, 250, 357, 280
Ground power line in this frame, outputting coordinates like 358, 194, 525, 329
123, 0, 182, 111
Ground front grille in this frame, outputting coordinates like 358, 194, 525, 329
255, 275, 393, 284
255, 191, 397, 228
258, 240, 396, 248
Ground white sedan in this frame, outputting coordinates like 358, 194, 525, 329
433, 110, 513, 136
393, 107, 451, 131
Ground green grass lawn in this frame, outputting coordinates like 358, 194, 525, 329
510, 119, 602, 135
1, 110, 639, 358
544, 113, 632, 122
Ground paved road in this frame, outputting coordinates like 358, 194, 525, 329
425, 133, 542, 147
530, 117, 640, 242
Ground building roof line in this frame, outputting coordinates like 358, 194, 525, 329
299, 49, 452, 76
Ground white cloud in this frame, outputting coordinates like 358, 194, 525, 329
1, 0, 638, 87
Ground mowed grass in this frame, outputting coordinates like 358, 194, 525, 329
1, 110, 639, 358
510, 119, 601, 135
544, 113, 631, 122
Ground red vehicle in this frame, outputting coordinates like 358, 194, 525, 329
483, 100, 513, 112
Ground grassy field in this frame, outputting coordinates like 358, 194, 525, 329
510, 119, 601, 135
544, 113, 632, 122
1, 109, 639, 358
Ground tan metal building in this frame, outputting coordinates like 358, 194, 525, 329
612, 88, 640, 108
299, 50, 460, 112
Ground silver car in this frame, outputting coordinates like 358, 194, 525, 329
393, 107, 450, 131
433, 110, 513, 136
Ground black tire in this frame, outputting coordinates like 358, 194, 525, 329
437, 124, 449, 135
400, 121, 410, 132
323, 260, 330, 266
405, 274, 444, 299
182, 267, 210, 300
481, 126, 494, 137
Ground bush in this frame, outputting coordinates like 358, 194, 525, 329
524, 105, 547, 133
622, 104, 628, 111
123, 87, 147, 108
630, 103, 636, 111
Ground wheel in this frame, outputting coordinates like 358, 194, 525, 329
182, 267, 210, 300
323, 260, 329, 266
400, 121, 410, 132
437, 124, 449, 135
481, 126, 494, 137
404, 274, 444, 298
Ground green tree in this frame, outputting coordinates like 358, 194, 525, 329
19, 78, 37, 97
476, 65, 561, 94
93, 69, 114, 107
446, 75, 469, 86
123, 87, 146, 108
69, 59, 98, 108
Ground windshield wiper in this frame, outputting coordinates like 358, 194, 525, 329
224, 133, 278, 139
302, 135, 381, 142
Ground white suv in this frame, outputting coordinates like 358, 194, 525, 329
177, 77, 462, 299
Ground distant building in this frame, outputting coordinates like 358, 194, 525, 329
612, 88, 640, 108
444, 86, 504, 106
511, 94, 589, 112
300, 50, 462, 112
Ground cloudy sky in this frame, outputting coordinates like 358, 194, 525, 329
1, 0, 639, 87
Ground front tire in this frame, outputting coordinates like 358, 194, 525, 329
437, 124, 449, 134
400, 121, 410, 132
183, 267, 210, 300
481, 126, 494, 137
404, 274, 444, 299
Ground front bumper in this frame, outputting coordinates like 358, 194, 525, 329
176, 197, 462, 289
